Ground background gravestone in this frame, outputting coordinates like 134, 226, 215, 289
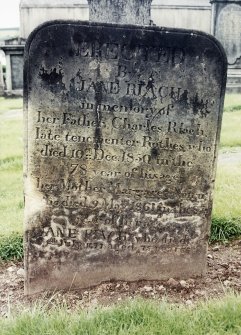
24, 19, 227, 294
88, 0, 152, 25
211, 0, 241, 92
1, 37, 25, 95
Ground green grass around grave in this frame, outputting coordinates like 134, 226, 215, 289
0, 114, 23, 237
0, 118, 23, 161
210, 217, 241, 243
224, 93, 241, 112
0, 233, 23, 261
0, 95, 241, 260
0, 97, 23, 111
220, 111, 241, 147
213, 151, 241, 219
211, 148, 241, 242
1, 295, 241, 335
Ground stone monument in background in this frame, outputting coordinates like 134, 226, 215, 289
88, 0, 152, 24
211, 0, 241, 92
1, 37, 26, 95
24, 0, 227, 294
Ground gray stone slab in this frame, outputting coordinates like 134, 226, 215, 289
88, 0, 152, 25
24, 21, 227, 294
11, 55, 24, 90
212, 1, 241, 66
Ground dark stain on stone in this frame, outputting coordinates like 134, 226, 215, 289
191, 93, 210, 118
143, 73, 157, 99
73, 32, 84, 44
151, 147, 159, 158
93, 72, 103, 149
69, 48, 75, 57
39, 67, 65, 93
165, 198, 179, 207
178, 89, 189, 108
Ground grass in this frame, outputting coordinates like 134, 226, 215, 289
213, 151, 241, 219
0, 112, 23, 237
220, 111, 241, 147
1, 295, 241, 334
0, 233, 23, 261
224, 93, 241, 112
210, 217, 241, 243
0, 97, 23, 111
214, 96, 241, 243
211, 145, 241, 242
0, 95, 240, 260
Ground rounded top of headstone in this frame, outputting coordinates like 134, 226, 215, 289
88, 0, 152, 25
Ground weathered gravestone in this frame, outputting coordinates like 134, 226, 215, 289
88, 0, 152, 25
24, 6, 227, 294
1, 38, 25, 93
211, 0, 241, 91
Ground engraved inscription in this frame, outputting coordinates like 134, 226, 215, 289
24, 21, 226, 293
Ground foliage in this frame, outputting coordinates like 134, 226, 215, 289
220, 111, 241, 147
0, 233, 23, 261
0, 114, 23, 236
210, 217, 241, 243
1, 295, 241, 334
212, 149, 241, 220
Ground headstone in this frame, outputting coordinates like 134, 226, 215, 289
24, 15, 227, 294
88, 0, 152, 25
0, 38, 25, 94
211, 0, 241, 92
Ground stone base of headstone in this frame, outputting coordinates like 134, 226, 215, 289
27, 255, 207, 294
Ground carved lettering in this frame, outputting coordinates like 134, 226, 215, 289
24, 21, 226, 293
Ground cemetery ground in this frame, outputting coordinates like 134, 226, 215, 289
0, 95, 241, 333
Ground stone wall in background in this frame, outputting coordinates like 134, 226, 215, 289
20, 0, 212, 39
152, 0, 211, 33
20, 0, 89, 39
